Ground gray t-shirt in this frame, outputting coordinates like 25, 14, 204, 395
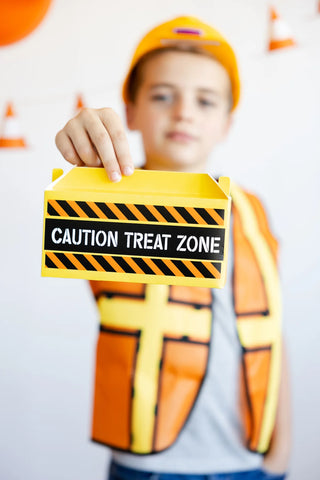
112, 221, 263, 474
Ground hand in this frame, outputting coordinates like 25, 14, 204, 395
260, 469, 286, 480
261, 453, 288, 477
261, 455, 287, 479
55, 107, 134, 182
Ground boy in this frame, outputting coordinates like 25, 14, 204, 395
55, 16, 290, 480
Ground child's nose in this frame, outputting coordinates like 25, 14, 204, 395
172, 96, 194, 122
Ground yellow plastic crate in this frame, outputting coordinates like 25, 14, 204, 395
42, 167, 231, 287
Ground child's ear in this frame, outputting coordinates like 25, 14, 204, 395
125, 102, 137, 131
220, 113, 233, 141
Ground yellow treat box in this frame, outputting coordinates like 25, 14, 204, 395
42, 167, 231, 288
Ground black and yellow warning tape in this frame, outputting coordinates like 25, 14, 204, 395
47, 199, 224, 226
45, 252, 222, 279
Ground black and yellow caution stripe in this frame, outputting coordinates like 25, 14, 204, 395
47, 199, 225, 226
45, 252, 221, 279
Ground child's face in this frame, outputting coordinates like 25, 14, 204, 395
126, 50, 233, 172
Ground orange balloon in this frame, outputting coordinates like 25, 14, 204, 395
0, 0, 52, 46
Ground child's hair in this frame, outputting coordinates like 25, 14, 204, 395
126, 45, 233, 111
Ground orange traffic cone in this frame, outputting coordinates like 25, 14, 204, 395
0, 103, 27, 148
74, 94, 86, 114
268, 7, 296, 52
318, 1, 320, 14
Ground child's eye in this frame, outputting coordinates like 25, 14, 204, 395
198, 98, 216, 107
150, 94, 173, 103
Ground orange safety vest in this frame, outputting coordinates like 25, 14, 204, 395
89, 184, 282, 455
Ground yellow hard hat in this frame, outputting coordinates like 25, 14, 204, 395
122, 16, 240, 111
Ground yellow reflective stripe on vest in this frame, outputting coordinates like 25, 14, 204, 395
231, 182, 282, 453
98, 284, 211, 453
236, 317, 278, 346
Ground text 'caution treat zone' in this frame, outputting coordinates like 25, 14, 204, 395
41, 168, 231, 288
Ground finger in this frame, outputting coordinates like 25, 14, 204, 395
65, 119, 101, 167
99, 109, 134, 177
55, 130, 84, 166
84, 111, 122, 182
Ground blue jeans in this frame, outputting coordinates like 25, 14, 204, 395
108, 461, 286, 480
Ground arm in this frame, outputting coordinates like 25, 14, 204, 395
262, 341, 291, 475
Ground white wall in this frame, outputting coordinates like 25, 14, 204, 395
0, 0, 319, 479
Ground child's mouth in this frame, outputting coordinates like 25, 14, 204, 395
166, 131, 197, 143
